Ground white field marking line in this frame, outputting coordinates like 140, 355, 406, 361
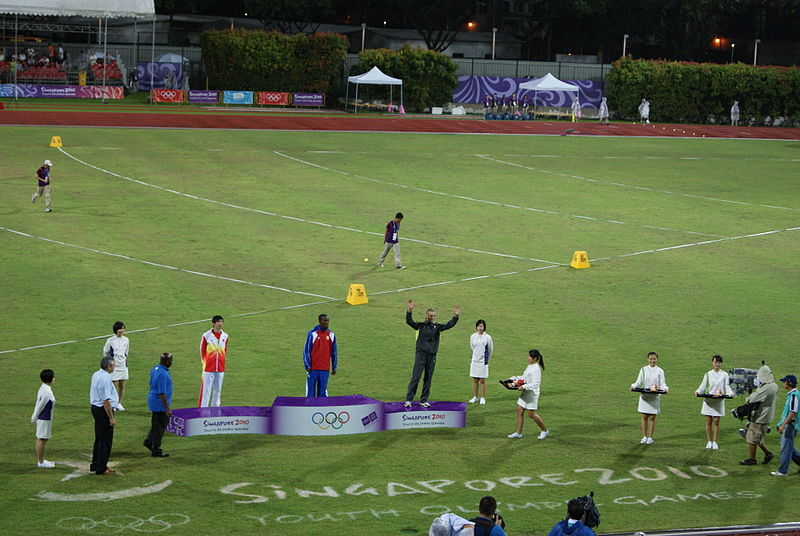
5, 225, 799, 357
274, 150, 724, 238
56, 147, 561, 266
476, 154, 800, 213
0, 225, 336, 300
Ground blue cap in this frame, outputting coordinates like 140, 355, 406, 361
779, 375, 797, 386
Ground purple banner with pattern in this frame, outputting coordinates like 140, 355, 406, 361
0, 84, 123, 99
136, 62, 183, 91
453, 76, 603, 110
168, 395, 466, 437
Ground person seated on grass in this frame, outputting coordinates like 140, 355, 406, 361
429, 513, 475, 536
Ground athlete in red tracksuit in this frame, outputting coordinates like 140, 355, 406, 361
303, 314, 337, 397
199, 315, 228, 407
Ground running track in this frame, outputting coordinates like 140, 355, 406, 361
1, 108, 799, 139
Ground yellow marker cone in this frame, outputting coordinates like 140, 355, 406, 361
570, 251, 590, 269
346, 284, 368, 305
49, 136, 63, 148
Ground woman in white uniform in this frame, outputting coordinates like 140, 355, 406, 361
507, 349, 549, 440
103, 321, 129, 411
695, 354, 733, 450
631, 351, 668, 444
469, 319, 493, 405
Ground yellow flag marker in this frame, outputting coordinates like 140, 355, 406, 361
49, 136, 63, 148
346, 284, 368, 305
570, 251, 590, 269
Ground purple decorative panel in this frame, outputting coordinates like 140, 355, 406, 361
453, 76, 604, 110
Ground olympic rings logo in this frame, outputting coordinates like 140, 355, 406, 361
266, 93, 283, 102
311, 411, 350, 430
159, 90, 177, 99
56, 514, 190, 533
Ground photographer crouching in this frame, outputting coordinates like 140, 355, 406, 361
738, 365, 778, 466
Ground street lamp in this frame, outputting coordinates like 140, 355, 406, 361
753, 39, 761, 66
361, 23, 366, 52
492, 27, 497, 59
730, 42, 735, 63
622, 34, 629, 58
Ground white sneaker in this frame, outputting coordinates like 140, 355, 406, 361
771, 471, 787, 476
479, 398, 486, 405
705, 441, 713, 449
711, 442, 719, 450
37, 460, 55, 468
397, 266, 407, 270
378, 263, 384, 267
44, 208, 52, 212
646, 437, 654, 445
468, 397, 478, 404
640, 437, 648, 444
507, 432, 523, 439
116, 404, 125, 412
538, 430, 550, 440
403, 401, 411, 408
420, 401, 431, 408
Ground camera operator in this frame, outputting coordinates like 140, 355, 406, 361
739, 365, 778, 466
547, 499, 596, 536
471, 496, 506, 536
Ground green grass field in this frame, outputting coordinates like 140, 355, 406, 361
1, 125, 798, 535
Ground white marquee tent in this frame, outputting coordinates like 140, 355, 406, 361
346, 66, 403, 113
0, 0, 155, 97
518, 72, 580, 111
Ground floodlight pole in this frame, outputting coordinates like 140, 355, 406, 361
622, 34, 629, 58
730, 42, 735, 63
492, 27, 497, 59
753, 39, 761, 66
361, 23, 366, 52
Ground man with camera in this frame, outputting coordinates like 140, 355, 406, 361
739, 365, 778, 466
470, 496, 506, 536
547, 499, 596, 536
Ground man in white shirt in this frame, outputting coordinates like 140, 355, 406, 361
103, 321, 130, 411
90, 357, 119, 475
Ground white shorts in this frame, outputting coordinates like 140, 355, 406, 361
110, 367, 129, 381
470, 361, 489, 378
36, 419, 52, 439
517, 391, 539, 411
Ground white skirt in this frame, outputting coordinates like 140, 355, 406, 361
701, 398, 726, 417
36, 419, 52, 439
517, 390, 539, 410
110, 367, 129, 381
638, 393, 661, 414
470, 361, 489, 378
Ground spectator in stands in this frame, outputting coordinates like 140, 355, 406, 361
0, 50, 5, 62
547, 499, 596, 536
77, 50, 88, 70
47, 43, 55, 60
89, 51, 97, 66
470, 496, 506, 536
18, 51, 26, 66
57, 44, 64, 65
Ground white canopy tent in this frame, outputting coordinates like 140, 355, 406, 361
346, 66, 403, 113
518, 72, 580, 113
0, 0, 155, 99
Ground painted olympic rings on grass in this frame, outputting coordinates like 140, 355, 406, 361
311, 411, 350, 430
56, 513, 190, 533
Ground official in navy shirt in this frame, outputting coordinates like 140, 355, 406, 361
144, 353, 173, 458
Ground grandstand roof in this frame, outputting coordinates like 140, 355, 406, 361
0, 0, 154, 18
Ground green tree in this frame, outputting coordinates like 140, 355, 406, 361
244, 0, 333, 33
401, 0, 483, 52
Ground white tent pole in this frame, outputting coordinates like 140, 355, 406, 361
102, 16, 108, 100
13, 14, 17, 103
400, 83, 403, 110
150, 15, 156, 91
355, 83, 359, 114
345, 81, 349, 112
390, 86, 392, 112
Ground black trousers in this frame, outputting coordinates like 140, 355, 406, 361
405, 350, 437, 403
90, 405, 114, 474
145, 412, 168, 455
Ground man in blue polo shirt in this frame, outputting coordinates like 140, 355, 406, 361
144, 353, 173, 458
771, 374, 800, 476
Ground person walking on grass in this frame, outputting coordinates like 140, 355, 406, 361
31, 369, 56, 468
31, 159, 53, 212
377, 212, 405, 269
404, 300, 460, 408
507, 349, 549, 440
469, 319, 493, 405
103, 321, 129, 411
771, 374, 800, 476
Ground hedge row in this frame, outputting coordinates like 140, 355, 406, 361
606, 57, 800, 125
201, 29, 348, 95
351, 46, 457, 112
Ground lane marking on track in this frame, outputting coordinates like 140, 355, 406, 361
274, 150, 726, 238
3, 225, 798, 357
56, 147, 561, 265
476, 154, 800, 213
0, 225, 337, 300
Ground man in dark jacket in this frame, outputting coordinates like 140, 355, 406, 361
404, 299, 459, 408
547, 500, 596, 536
